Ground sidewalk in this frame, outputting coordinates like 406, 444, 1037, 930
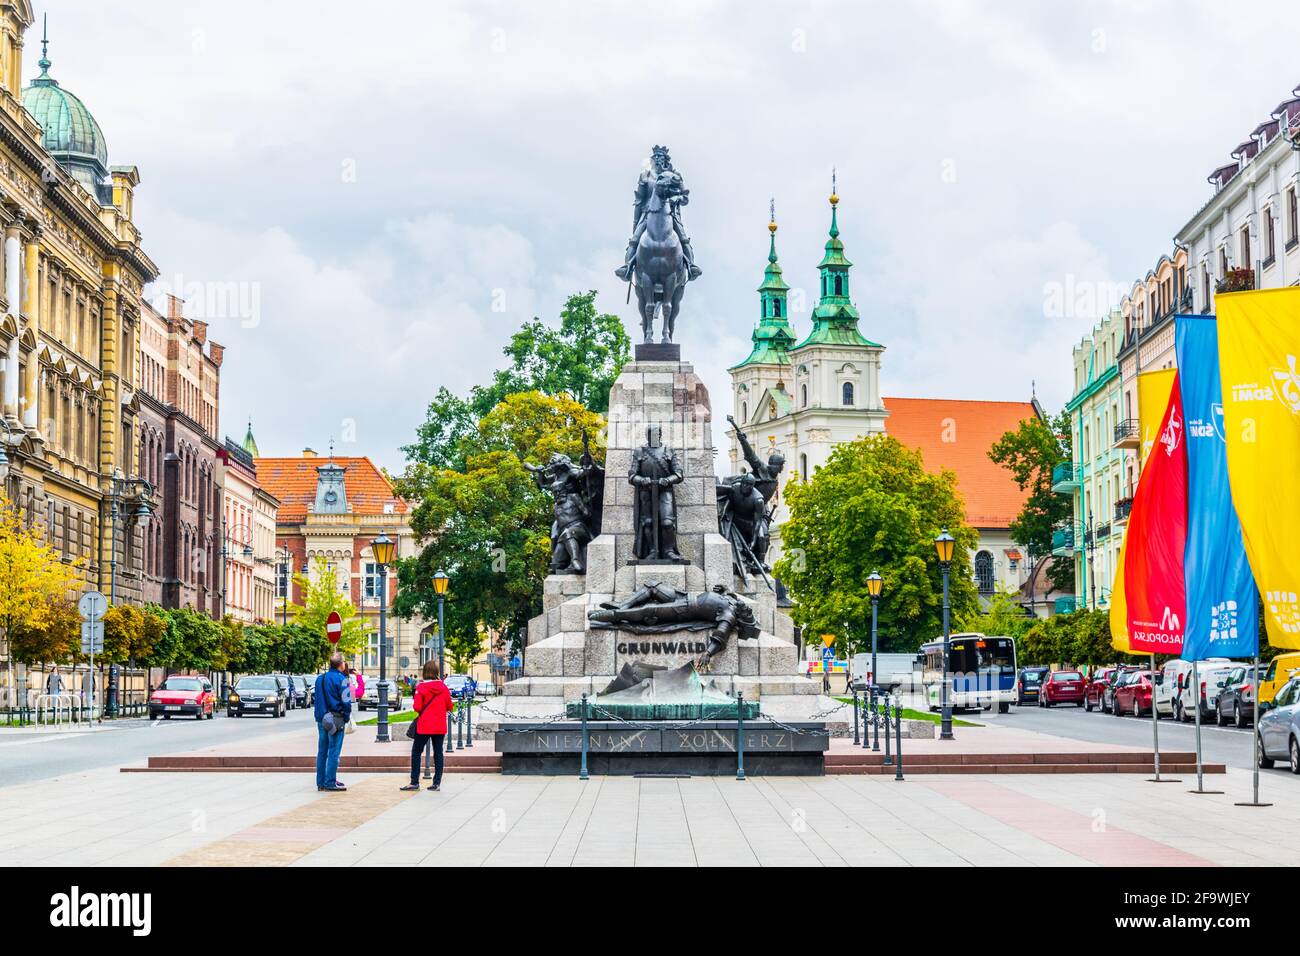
0, 763, 1289, 867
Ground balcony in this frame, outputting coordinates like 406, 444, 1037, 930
1051, 462, 1080, 493
1114, 497, 1133, 522
1113, 418, 1139, 449
1051, 526, 1076, 556
1054, 597, 1078, 615
1216, 268, 1256, 294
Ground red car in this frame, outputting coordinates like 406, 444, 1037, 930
149, 675, 216, 720
1085, 667, 1119, 712
1113, 670, 1155, 717
1040, 669, 1086, 707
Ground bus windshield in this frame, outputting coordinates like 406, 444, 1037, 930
947, 638, 1015, 673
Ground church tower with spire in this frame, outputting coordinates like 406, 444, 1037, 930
727, 177, 887, 564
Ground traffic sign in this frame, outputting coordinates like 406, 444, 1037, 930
78, 590, 107, 621
821, 633, 835, 648
399, 655, 410, 669
326, 611, 342, 644
821, 646, 835, 663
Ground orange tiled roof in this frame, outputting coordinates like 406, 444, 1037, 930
882, 397, 1038, 528
253, 456, 408, 524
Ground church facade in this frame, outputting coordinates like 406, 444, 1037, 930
728, 191, 1043, 606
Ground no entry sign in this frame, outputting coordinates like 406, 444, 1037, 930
326, 611, 342, 644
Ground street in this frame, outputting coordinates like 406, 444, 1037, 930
0, 707, 321, 787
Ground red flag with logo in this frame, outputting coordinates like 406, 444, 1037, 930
1125, 374, 1187, 654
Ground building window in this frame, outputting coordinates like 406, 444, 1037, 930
741, 401, 747, 422
1266, 207, 1276, 263
1240, 226, 1251, 269
974, 551, 995, 594
1289, 187, 1299, 246
773, 299, 782, 318
364, 631, 380, 669
364, 561, 383, 600
800, 453, 808, 482
276, 561, 289, 599
833, 274, 844, 296
842, 382, 854, 406
1201, 264, 1210, 312
800, 384, 807, 408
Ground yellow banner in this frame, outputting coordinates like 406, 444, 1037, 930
1138, 368, 1177, 466
1110, 368, 1179, 653
1218, 289, 1300, 649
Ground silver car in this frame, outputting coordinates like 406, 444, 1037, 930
1257, 677, 1300, 773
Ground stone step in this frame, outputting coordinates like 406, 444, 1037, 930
825, 750, 1207, 767
134, 753, 502, 773
827, 762, 1225, 775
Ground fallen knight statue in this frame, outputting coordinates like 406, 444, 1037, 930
588, 582, 759, 670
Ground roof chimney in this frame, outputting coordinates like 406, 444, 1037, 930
166, 294, 184, 320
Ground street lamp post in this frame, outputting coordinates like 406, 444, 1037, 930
935, 530, 956, 741
371, 533, 397, 744
219, 519, 254, 619
433, 570, 450, 679
107, 472, 154, 605
866, 571, 883, 753
276, 546, 293, 625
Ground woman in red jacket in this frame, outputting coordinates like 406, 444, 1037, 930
402, 660, 455, 791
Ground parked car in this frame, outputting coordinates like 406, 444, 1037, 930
282, 676, 311, 709
1215, 666, 1256, 728
1113, 669, 1155, 717
271, 674, 299, 710
1256, 677, 1300, 773
1163, 658, 1233, 722
1040, 669, 1086, 707
1085, 667, 1119, 712
358, 678, 404, 711
1259, 652, 1300, 708
476, 680, 498, 698
1102, 667, 1139, 713
296, 675, 317, 707
228, 675, 289, 718
444, 674, 474, 698
1016, 667, 1049, 705
149, 675, 216, 721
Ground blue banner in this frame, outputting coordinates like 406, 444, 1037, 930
1176, 315, 1259, 660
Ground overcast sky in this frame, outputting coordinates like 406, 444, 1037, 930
35, 0, 1300, 468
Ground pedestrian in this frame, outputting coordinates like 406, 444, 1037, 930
313, 653, 351, 792
45, 667, 64, 697
353, 665, 366, 704
401, 659, 454, 792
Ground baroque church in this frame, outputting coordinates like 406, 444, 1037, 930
727, 188, 1047, 610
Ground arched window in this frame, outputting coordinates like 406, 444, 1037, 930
741, 401, 748, 422
773, 299, 782, 317
842, 382, 854, 406
975, 551, 995, 594
801, 384, 808, 408
834, 274, 844, 296
800, 453, 808, 481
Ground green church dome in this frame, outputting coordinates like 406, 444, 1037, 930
22, 43, 110, 183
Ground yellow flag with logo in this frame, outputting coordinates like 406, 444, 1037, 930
1110, 368, 1178, 653
1218, 289, 1300, 649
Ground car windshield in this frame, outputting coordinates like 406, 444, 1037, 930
237, 679, 277, 691
162, 678, 201, 691
1021, 672, 1043, 684
1054, 672, 1081, 681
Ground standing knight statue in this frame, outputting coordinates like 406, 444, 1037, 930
629, 425, 684, 561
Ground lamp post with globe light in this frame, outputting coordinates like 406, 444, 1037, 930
934, 530, 956, 741
370, 533, 397, 743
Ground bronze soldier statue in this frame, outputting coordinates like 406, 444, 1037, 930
717, 472, 770, 577
629, 425, 684, 561
525, 442, 604, 574
727, 415, 785, 504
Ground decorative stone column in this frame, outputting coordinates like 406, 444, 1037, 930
3, 217, 21, 421
21, 226, 41, 433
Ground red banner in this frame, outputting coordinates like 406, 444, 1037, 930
1125, 374, 1187, 654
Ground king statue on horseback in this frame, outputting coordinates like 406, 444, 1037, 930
615, 145, 702, 344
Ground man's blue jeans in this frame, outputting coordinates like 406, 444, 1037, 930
316, 721, 345, 789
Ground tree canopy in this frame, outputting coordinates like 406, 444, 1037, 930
774, 434, 980, 654
0, 491, 84, 665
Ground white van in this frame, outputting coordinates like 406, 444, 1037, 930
1162, 658, 1235, 722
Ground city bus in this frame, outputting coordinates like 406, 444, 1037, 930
917, 633, 1017, 714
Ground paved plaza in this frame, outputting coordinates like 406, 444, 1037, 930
0, 762, 1289, 868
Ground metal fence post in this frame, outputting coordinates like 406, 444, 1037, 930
881, 694, 892, 766
579, 692, 590, 781
422, 737, 432, 779
465, 694, 474, 747
893, 696, 904, 782
852, 686, 860, 745
735, 689, 746, 781
446, 701, 456, 753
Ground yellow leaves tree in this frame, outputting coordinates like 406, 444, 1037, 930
0, 490, 84, 668
288, 555, 369, 656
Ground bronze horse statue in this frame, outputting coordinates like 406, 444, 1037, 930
631, 170, 688, 344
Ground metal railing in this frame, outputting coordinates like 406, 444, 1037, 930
35, 694, 88, 729
1112, 418, 1139, 444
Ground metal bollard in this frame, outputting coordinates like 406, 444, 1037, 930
881, 693, 892, 766
871, 688, 881, 752
893, 696, 904, 782
735, 689, 746, 781
456, 696, 465, 748
465, 694, 474, 747
446, 701, 456, 753
852, 686, 860, 746
861, 689, 871, 750
579, 692, 590, 781
422, 737, 432, 779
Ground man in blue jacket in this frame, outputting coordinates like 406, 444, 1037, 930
314, 653, 351, 792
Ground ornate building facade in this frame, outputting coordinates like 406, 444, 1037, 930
728, 192, 1041, 606
0, 4, 157, 606
257, 449, 429, 679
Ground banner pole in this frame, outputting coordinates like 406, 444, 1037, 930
1146, 653, 1178, 782
1188, 659, 1223, 794
1235, 653, 1272, 807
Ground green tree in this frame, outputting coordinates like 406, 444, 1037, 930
988, 409, 1075, 593
0, 490, 83, 676
960, 590, 1036, 641
141, 604, 181, 670
1066, 609, 1114, 667
774, 434, 980, 653
288, 557, 369, 656
166, 607, 223, 673
8, 597, 79, 666
394, 392, 606, 657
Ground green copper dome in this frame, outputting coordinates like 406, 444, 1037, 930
794, 191, 881, 350
22, 44, 110, 191
731, 211, 796, 371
